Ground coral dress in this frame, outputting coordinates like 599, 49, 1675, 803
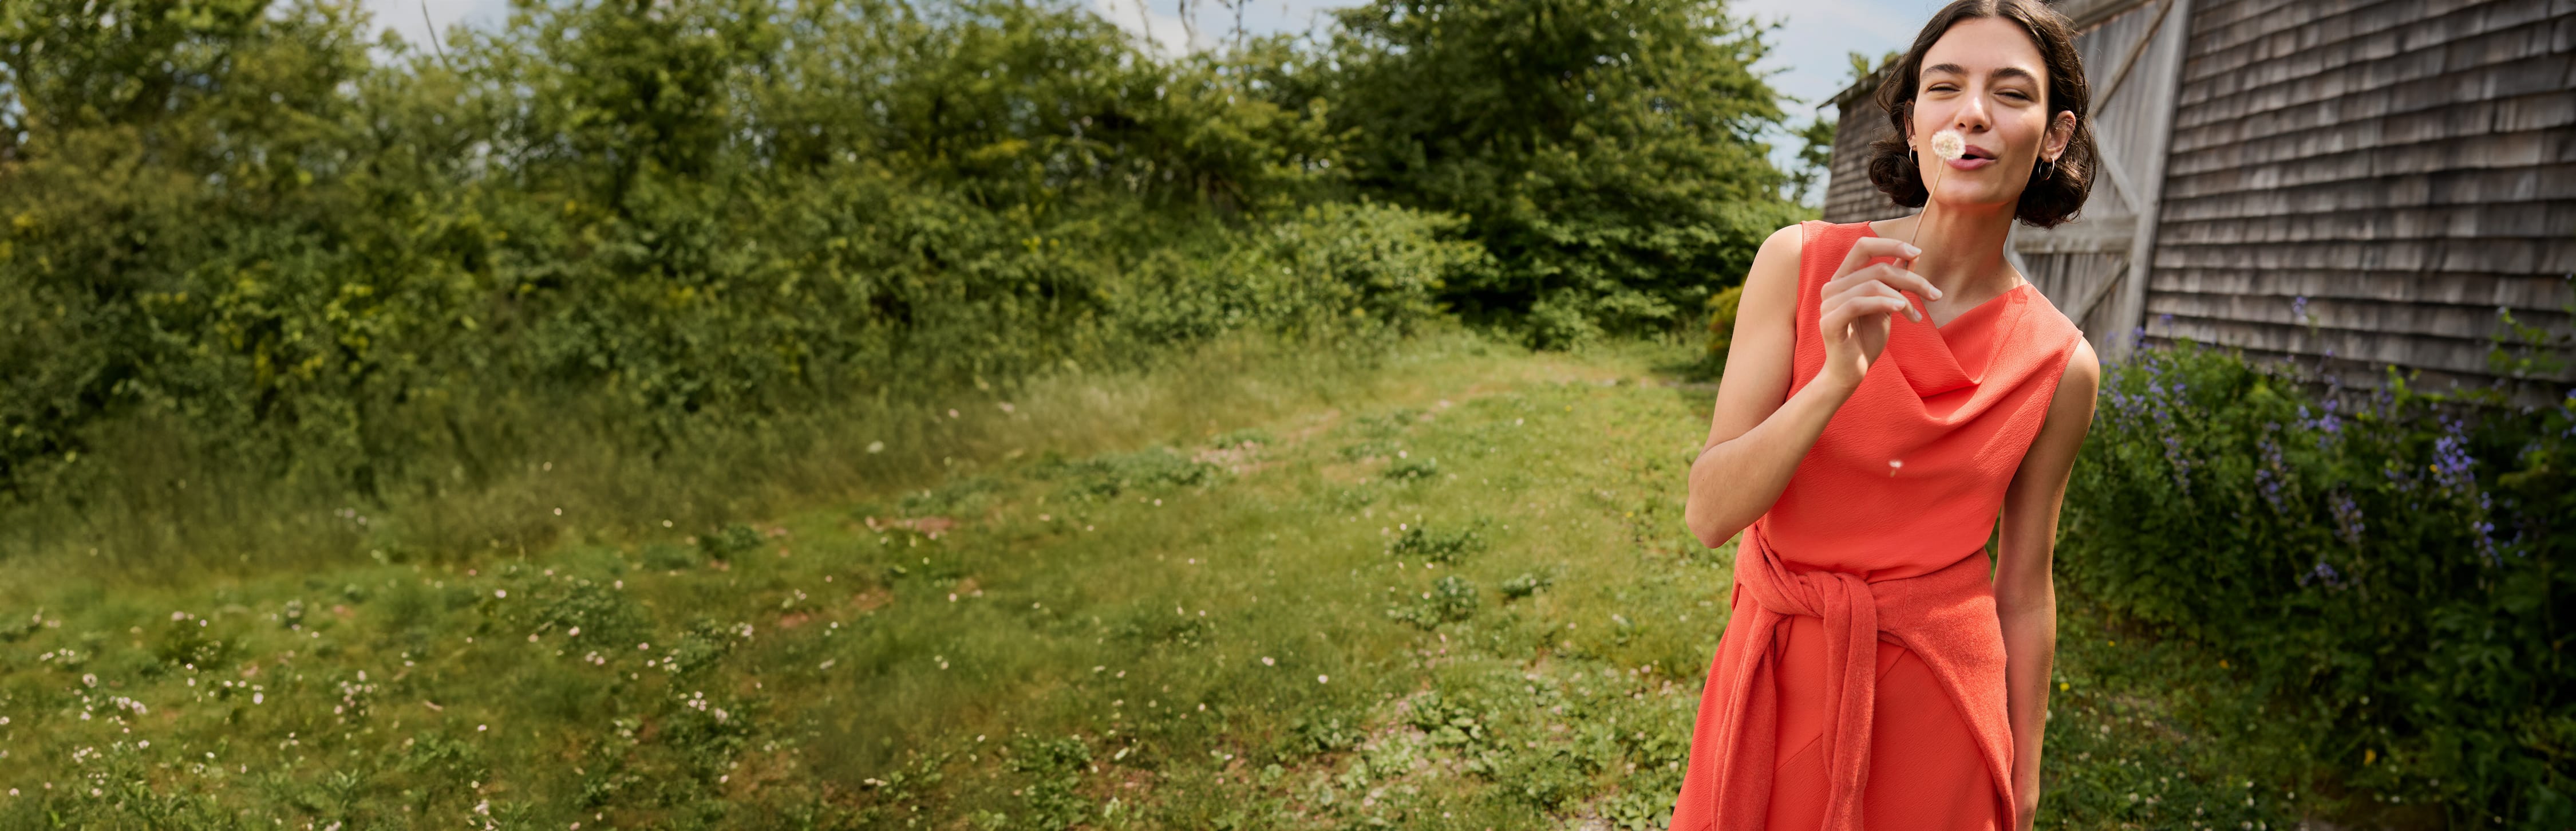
1668, 219, 2083, 831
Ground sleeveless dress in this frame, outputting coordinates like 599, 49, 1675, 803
1667, 219, 2084, 831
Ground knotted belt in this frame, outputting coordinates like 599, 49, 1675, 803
1669, 522, 2018, 831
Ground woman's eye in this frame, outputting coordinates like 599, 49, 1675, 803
2001, 90, 2029, 100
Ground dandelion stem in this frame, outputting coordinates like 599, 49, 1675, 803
1906, 166, 1946, 250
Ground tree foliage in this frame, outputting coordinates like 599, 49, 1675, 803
0, 0, 1797, 514
1306, 0, 1809, 345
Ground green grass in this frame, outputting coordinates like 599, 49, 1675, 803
0, 331, 2377, 829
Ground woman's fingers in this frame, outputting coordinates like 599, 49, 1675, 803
1838, 236, 1923, 282
1864, 263, 1944, 301
1820, 294, 1914, 336
1824, 262, 1942, 302
1826, 279, 1921, 323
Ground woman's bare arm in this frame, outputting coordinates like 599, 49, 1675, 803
1681, 225, 1935, 550
1994, 337, 2100, 831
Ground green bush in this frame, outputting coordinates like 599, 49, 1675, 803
2061, 340, 2573, 823
1704, 283, 1745, 364
1305, 0, 1812, 341
0, 0, 1488, 562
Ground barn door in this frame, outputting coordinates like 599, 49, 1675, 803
2011, 0, 2192, 359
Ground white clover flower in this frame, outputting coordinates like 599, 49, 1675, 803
1931, 129, 1967, 162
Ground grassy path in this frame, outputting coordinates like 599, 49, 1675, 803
0, 334, 2315, 829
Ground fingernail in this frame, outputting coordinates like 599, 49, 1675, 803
1903, 244, 1922, 256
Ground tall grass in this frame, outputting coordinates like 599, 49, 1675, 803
0, 325, 1511, 584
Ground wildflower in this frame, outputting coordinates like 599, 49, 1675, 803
867, 441, 885, 454
1317, 675, 1330, 684
2254, 430, 2290, 514
1261, 657, 1275, 666
2329, 491, 2365, 546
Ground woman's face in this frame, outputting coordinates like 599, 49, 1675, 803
1909, 17, 2072, 208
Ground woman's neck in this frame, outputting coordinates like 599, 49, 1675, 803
1882, 201, 2021, 306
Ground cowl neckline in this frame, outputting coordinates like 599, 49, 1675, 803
1853, 223, 2033, 405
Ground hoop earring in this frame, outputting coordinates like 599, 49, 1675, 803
2036, 157, 2056, 180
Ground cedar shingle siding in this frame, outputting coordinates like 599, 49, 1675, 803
1819, 0, 2575, 399
2151, 0, 2575, 399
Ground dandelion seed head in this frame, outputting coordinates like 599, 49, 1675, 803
1930, 129, 1967, 161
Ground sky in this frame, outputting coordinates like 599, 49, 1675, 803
359, 0, 1951, 191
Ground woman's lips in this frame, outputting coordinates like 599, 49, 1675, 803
1945, 156, 1996, 171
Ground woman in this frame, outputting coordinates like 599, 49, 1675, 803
1666, 2, 2101, 830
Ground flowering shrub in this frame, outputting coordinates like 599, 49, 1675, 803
2060, 339, 2573, 822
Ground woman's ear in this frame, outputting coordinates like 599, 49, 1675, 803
2044, 110, 2075, 161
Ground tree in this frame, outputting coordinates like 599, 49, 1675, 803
1311, 0, 1808, 345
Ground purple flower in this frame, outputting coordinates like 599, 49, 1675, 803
2254, 427, 2294, 514
2329, 491, 2364, 546
2430, 418, 2474, 492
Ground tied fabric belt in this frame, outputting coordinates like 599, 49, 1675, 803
1669, 522, 2018, 831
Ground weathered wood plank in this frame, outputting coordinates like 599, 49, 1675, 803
2152, 237, 2576, 273
2146, 310, 2526, 376
2167, 115, 2576, 181
2155, 201, 2576, 244
2159, 162, 2576, 215
2174, 42, 2570, 136
2148, 266, 2576, 309
2146, 289, 2572, 341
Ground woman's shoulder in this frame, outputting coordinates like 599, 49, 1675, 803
2007, 274, 2086, 345
1745, 222, 1815, 297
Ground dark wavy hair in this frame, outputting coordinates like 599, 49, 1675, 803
1867, 0, 2096, 228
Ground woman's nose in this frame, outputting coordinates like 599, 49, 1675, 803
1952, 94, 1990, 131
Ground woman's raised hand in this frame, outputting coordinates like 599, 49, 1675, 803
1818, 236, 1943, 389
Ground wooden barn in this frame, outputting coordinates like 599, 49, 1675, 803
1818, 0, 2576, 400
